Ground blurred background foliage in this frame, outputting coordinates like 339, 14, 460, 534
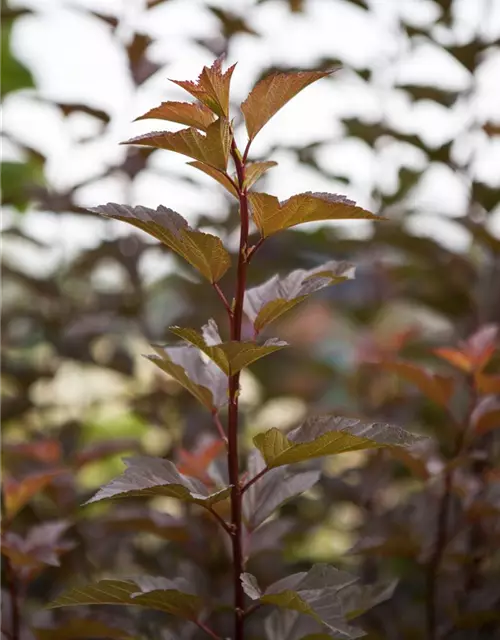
1, 0, 500, 639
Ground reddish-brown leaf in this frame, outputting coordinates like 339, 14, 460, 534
3, 470, 66, 519
434, 348, 473, 373
471, 396, 500, 435
475, 373, 500, 395
177, 439, 225, 484
3, 439, 62, 464
378, 360, 454, 407
249, 191, 382, 237
188, 161, 239, 197
122, 118, 231, 171
134, 100, 216, 130
170, 57, 236, 117
241, 69, 335, 139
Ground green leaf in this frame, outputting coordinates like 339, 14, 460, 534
254, 415, 425, 468
84, 456, 231, 507
244, 161, 278, 189
48, 576, 203, 620
134, 101, 215, 130
123, 118, 231, 171
249, 192, 383, 237
243, 451, 320, 529
34, 619, 135, 640
89, 203, 230, 283
241, 69, 335, 140
146, 345, 228, 410
1, 159, 45, 211
188, 161, 239, 197
244, 261, 355, 333
1, 23, 35, 97
170, 319, 287, 375
170, 56, 236, 117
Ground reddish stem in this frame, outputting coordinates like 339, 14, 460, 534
195, 619, 223, 640
226, 137, 249, 640
213, 282, 233, 317
241, 466, 268, 495
212, 411, 228, 446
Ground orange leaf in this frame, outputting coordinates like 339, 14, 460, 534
134, 101, 215, 131
378, 360, 454, 407
170, 57, 236, 117
3, 470, 65, 519
475, 373, 500, 395
471, 397, 500, 435
464, 324, 498, 371
123, 118, 231, 171
241, 69, 335, 140
177, 440, 225, 484
434, 348, 472, 373
249, 191, 382, 237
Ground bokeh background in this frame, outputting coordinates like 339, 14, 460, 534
2, 0, 500, 638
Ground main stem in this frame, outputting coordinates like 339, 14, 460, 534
227, 138, 249, 640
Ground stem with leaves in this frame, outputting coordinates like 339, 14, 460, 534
425, 377, 476, 640
225, 136, 250, 640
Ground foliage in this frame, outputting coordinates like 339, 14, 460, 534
2, 2, 499, 640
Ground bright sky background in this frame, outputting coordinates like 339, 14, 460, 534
3, 0, 500, 280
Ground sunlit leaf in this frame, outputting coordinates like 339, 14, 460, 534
241, 70, 334, 140
244, 260, 355, 333
170, 320, 287, 375
170, 57, 236, 117
84, 456, 231, 507
147, 345, 228, 410
122, 118, 231, 170
3, 470, 65, 519
135, 101, 215, 130
34, 619, 134, 640
90, 203, 230, 283
48, 576, 203, 620
244, 161, 278, 189
434, 348, 473, 372
188, 160, 239, 197
377, 360, 454, 407
254, 415, 424, 468
248, 192, 382, 237
243, 451, 320, 529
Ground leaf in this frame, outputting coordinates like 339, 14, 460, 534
243, 451, 320, 528
188, 161, 239, 197
434, 348, 473, 372
48, 577, 203, 620
74, 439, 141, 468
122, 118, 231, 171
134, 101, 215, 130
146, 345, 228, 410
244, 260, 355, 333
248, 518, 295, 557
241, 69, 334, 140
254, 415, 424, 468
471, 396, 500, 435
34, 619, 134, 640
170, 320, 287, 375
3, 470, 65, 519
2, 521, 74, 571
377, 360, 454, 407
1, 22, 35, 97
244, 161, 278, 189
243, 564, 365, 638
476, 373, 500, 395
249, 192, 383, 238
84, 456, 231, 507
177, 439, 225, 484
170, 56, 236, 117
90, 203, 230, 283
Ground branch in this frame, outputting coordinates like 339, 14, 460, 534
241, 466, 268, 494
195, 620, 223, 640
213, 282, 233, 318
204, 504, 233, 537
